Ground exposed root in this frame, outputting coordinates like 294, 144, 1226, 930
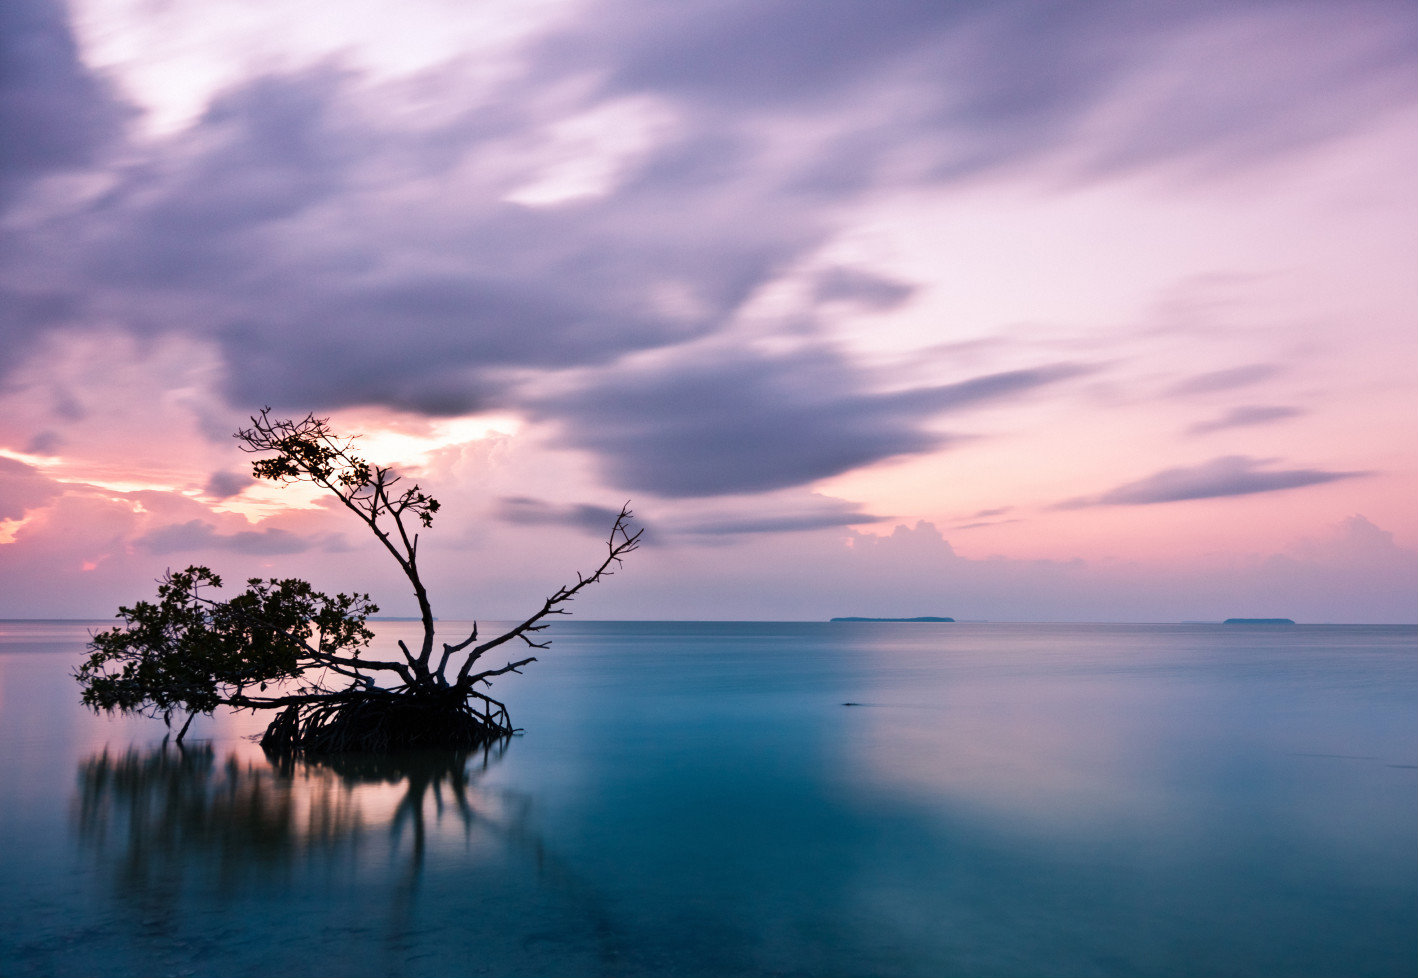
260, 692, 514, 754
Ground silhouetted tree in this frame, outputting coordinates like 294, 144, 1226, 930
77, 410, 640, 751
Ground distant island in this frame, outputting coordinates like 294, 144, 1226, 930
1223, 618, 1296, 625
830, 616, 955, 623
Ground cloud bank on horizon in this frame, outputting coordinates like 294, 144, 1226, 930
0, 0, 1414, 621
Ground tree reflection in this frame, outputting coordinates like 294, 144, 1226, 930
73, 740, 633, 970
75, 739, 515, 904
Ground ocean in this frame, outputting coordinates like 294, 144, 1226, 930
0, 620, 1414, 977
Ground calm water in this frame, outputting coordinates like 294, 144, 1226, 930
0, 620, 1414, 977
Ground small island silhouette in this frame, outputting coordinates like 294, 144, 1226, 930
830, 616, 955, 623
1222, 618, 1296, 625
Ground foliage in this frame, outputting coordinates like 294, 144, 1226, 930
76, 410, 640, 750
78, 566, 377, 735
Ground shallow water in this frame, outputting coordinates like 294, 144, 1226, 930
1, 620, 1414, 976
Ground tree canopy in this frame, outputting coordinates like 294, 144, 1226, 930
76, 410, 640, 751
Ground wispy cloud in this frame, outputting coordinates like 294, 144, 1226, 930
953, 518, 1023, 531
136, 520, 328, 555
1166, 364, 1281, 397
1187, 405, 1303, 435
812, 267, 916, 310
674, 510, 885, 536
496, 497, 626, 535
1058, 456, 1364, 508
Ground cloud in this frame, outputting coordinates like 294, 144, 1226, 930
1059, 455, 1365, 508
676, 512, 877, 535
540, 350, 1086, 497
953, 506, 1021, 530
1187, 405, 1303, 435
496, 497, 625, 535
582, 513, 1415, 624
847, 520, 960, 562
498, 493, 886, 538
583, 1, 974, 109
672, 502, 886, 536
5, 3, 1410, 393
0, 0, 1412, 515
136, 519, 323, 555
42, 63, 827, 417
23, 430, 63, 455
1166, 364, 1281, 397
576, 0, 1417, 178
953, 518, 1023, 531
1286, 514, 1416, 571
204, 470, 252, 500
812, 267, 917, 311
0, 0, 129, 198
0, 455, 61, 520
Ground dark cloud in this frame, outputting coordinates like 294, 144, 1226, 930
23, 430, 63, 455
204, 470, 252, 500
50, 65, 824, 416
510, 495, 888, 537
572, 0, 1416, 177
1, 0, 1412, 499
813, 268, 917, 311
136, 519, 319, 555
0, 0, 129, 199
1188, 405, 1303, 435
540, 351, 1086, 497
584, 1, 979, 109
79, 66, 362, 290
673, 504, 886, 536
0, 288, 80, 330
0, 287, 86, 386
1058, 455, 1364, 508
678, 513, 864, 534
896, 363, 1091, 412
1167, 364, 1281, 397
0, 0, 125, 363
496, 497, 625, 535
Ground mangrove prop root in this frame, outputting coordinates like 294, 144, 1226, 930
260, 693, 514, 754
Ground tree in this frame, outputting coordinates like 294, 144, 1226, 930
76, 410, 641, 752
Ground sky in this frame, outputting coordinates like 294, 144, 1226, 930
1, 0, 1415, 623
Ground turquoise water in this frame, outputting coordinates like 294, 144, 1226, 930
1, 620, 1414, 976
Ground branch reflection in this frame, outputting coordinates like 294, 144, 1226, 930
75, 739, 516, 899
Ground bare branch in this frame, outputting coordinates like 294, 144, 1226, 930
465, 655, 537, 686
455, 504, 640, 688
238, 410, 440, 676
435, 623, 479, 679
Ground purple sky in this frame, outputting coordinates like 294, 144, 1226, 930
1, 0, 1415, 622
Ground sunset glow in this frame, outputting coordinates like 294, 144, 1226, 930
1, 0, 1413, 621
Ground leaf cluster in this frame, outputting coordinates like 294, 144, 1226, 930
241, 411, 440, 529
77, 567, 377, 725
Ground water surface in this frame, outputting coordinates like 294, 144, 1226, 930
1, 620, 1414, 976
